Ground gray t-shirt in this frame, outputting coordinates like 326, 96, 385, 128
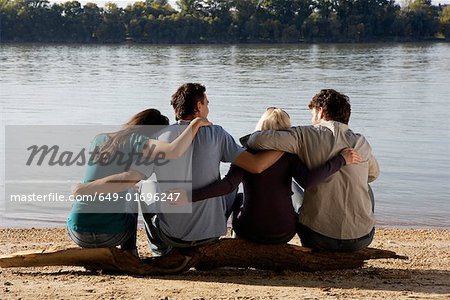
133, 122, 245, 241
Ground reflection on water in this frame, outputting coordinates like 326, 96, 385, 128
1, 43, 449, 228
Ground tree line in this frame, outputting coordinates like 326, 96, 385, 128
1, 0, 449, 43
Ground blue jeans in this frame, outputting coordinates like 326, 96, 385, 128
297, 185, 375, 252
67, 213, 138, 251
141, 190, 238, 256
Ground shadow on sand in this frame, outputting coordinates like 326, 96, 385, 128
14, 266, 450, 295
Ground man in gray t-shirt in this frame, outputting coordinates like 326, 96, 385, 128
135, 121, 247, 254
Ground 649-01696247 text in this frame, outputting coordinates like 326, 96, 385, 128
9, 192, 182, 203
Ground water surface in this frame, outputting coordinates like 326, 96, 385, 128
1, 43, 449, 228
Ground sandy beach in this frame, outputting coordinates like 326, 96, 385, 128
0, 228, 449, 299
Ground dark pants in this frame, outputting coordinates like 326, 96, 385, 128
231, 193, 294, 244
297, 185, 375, 252
297, 223, 375, 252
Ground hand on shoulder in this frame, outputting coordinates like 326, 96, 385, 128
340, 148, 362, 165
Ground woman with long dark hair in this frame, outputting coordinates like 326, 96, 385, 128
67, 108, 210, 256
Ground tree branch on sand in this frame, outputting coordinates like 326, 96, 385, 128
0, 238, 407, 275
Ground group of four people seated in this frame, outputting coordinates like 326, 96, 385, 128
69, 83, 379, 257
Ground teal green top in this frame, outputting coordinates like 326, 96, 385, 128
67, 132, 149, 233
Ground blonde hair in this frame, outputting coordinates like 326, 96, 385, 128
255, 107, 291, 131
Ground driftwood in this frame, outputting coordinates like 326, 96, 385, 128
0, 238, 407, 275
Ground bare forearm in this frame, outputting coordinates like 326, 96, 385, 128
233, 150, 283, 174
73, 171, 142, 196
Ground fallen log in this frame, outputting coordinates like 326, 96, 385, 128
0, 238, 407, 275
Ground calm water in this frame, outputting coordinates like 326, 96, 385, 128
1, 43, 449, 228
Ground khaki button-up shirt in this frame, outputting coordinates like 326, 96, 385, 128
248, 120, 379, 240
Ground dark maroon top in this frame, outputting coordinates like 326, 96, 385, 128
192, 153, 346, 244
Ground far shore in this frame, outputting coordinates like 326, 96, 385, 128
1, 39, 449, 46
1, 228, 449, 299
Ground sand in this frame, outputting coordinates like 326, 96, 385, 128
0, 228, 449, 299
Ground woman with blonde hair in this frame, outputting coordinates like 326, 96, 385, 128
188, 107, 361, 244
254, 107, 292, 131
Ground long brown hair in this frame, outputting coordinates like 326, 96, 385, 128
97, 108, 169, 163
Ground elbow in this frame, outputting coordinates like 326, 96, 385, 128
368, 175, 378, 183
247, 165, 265, 174
167, 153, 181, 160
368, 171, 380, 183
72, 184, 83, 197
254, 166, 266, 174
167, 147, 184, 160
246, 136, 255, 148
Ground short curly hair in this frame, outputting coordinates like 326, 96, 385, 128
171, 83, 206, 120
308, 89, 351, 124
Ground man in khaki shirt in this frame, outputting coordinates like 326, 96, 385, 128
247, 89, 379, 251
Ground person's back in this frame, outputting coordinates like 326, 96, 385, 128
236, 153, 298, 243
248, 89, 379, 250
68, 132, 147, 232
151, 122, 244, 241
292, 120, 376, 239
67, 108, 171, 255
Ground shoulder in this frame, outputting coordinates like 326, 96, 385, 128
345, 128, 369, 144
129, 132, 149, 142
129, 132, 149, 149
152, 124, 182, 141
197, 124, 233, 138
353, 132, 373, 149
203, 124, 227, 133
288, 125, 313, 134
92, 133, 109, 146
288, 125, 318, 138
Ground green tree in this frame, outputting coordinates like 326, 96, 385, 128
83, 2, 102, 41
200, 0, 233, 41
61, 1, 86, 41
96, 2, 126, 42
176, 0, 203, 17
332, 0, 399, 40
402, 0, 439, 38
439, 5, 450, 38
304, 0, 340, 40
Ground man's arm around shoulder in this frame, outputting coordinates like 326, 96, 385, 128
247, 127, 301, 154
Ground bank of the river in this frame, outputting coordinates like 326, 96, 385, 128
0, 228, 449, 299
